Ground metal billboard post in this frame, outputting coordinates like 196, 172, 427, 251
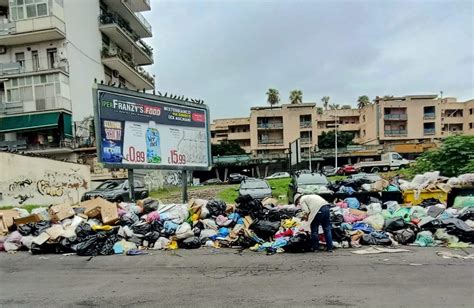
181, 169, 188, 203
128, 169, 135, 201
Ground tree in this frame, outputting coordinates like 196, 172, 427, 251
266, 88, 280, 108
318, 130, 355, 149
316, 107, 323, 115
410, 135, 474, 177
289, 90, 303, 104
211, 141, 246, 156
321, 96, 330, 110
341, 105, 351, 109
329, 103, 340, 110
357, 95, 370, 109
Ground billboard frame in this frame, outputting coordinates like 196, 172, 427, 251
93, 84, 212, 172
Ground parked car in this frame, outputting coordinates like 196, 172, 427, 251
287, 173, 332, 203
321, 166, 337, 176
337, 164, 359, 175
202, 178, 223, 185
347, 172, 382, 183
265, 172, 290, 180
238, 178, 272, 200
81, 179, 148, 202
228, 173, 247, 184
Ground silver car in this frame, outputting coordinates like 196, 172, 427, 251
238, 179, 273, 200
265, 172, 290, 180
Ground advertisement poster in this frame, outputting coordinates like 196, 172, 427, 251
96, 88, 210, 170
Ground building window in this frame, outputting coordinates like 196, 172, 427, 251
47, 48, 58, 69
31, 50, 39, 71
470, 108, 473, 115
10, 0, 49, 21
470, 123, 473, 129
15, 52, 25, 68
362, 115, 366, 122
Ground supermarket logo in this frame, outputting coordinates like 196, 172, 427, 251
102, 99, 161, 116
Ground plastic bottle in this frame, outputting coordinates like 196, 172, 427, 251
146, 121, 161, 163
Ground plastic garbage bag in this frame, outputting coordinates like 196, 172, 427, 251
250, 220, 280, 240
180, 236, 201, 249
206, 199, 227, 217
343, 209, 367, 223
4, 231, 22, 252
351, 222, 375, 234
392, 228, 416, 245
385, 201, 400, 214
360, 233, 392, 245
434, 228, 459, 245
363, 214, 384, 230
217, 227, 230, 238
113, 240, 137, 254
142, 198, 160, 214
427, 206, 444, 218
175, 222, 194, 240
216, 215, 233, 227
409, 206, 427, 220
284, 233, 312, 253
143, 231, 160, 247
414, 230, 435, 247
200, 229, 218, 241
384, 217, 406, 232
345, 197, 360, 209
119, 212, 139, 225
453, 196, 474, 209
235, 195, 264, 219
458, 207, 474, 221
17, 223, 33, 236
440, 218, 474, 243
163, 221, 179, 235
13, 208, 29, 217
146, 211, 160, 223
131, 222, 151, 235
391, 208, 411, 222
21, 235, 34, 250
367, 203, 382, 216
153, 237, 171, 250
31, 207, 50, 221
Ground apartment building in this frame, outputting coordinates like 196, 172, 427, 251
358, 95, 474, 145
0, 0, 154, 153
211, 94, 473, 156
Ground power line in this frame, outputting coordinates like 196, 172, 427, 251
65, 39, 102, 66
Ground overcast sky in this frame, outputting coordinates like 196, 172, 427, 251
143, 0, 473, 120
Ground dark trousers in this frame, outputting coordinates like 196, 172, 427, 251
310, 205, 333, 250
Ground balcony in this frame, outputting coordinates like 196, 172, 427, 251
0, 15, 65, 45
257, 122, 283, 129
384, 130, 407, 137
0, 59, 68, 78
258, 139, 284, 146
99, 13, 153, 65
384, 114, 407, 121
101, 47, 154, 90
300, 137, 312, 144
299, 121, 312, 129
102, 0, 152, 38
0, 96, 72, 115
126, 0, 151, 12
227, 132, 250, 141
423, 113, 436, 120
424, 128, 436, 135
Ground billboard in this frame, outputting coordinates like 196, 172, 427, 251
94, 85, 211, 170
290, 139, 301, 166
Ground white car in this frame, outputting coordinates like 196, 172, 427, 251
265, 172, 290, 180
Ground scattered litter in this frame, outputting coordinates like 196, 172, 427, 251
436, 251, 474, 259
352, 247, 411, 255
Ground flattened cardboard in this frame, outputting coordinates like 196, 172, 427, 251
48, 204, 75, 222
0, 210, 20, 233
33, 232, 51, 245
14, 214, 41, 226
79, 197, 118, 224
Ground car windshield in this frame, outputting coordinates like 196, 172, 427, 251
297, 174, 329, 185
241, 180, 269, 189
97, 181, 123, 189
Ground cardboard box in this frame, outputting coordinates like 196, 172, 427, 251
14, 214, 41, 226
48, 204, 75, 223
79, 197, 119, 224
45, 224, 65, 240
0, 210, 20, 234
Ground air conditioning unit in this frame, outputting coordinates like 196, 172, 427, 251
112, 70, 120, 78
57, 47, 67, 60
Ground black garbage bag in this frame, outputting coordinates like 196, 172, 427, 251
419, 218, 443, 231
234, 235, 257, 248
284, 233, 312, 253
143, 231, 160, 246
441, 218, 474, 243
265, 209, 282, 222
206, 199, 227, 217
419, 198, 442, 207
384, 217, 406, 232
427, 206, 444, 218
360, 234, 392, 245
75, 231, 118, 256
99, 233, 119, 255
331, 213, 344, 225
31, 243, 62, 255
75, 223, 93, 239
18, 223, 34, 236
250, 220, 280, 240
119, 212, 139, 226
149, 220, 163, 233
128, 235, 143, 246
279, 208, 299, 219
181, 236, 201, 249
132, 222, 151, 235
33, 221, 51, 236
331, 225, 349, 243
235, 195, 264, 219
192, 227, 201, 237
392, 228, 416, 244
142, 199, 160, 214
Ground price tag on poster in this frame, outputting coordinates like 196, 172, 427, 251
94, 85, 211, 170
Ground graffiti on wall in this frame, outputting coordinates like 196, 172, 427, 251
141, 170, 191, 191
1, 169, 89, 205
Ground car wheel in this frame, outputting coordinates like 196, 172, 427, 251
371, 167, 380, 173
140, 191, 148, 199
382, 166, 389, 172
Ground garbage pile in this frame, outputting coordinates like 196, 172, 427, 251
0, 172, 473, 256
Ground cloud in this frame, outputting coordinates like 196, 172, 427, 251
143, 0, 473, 119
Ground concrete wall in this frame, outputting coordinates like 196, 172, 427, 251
0, 153, 91, 206
64, 0, 105, 121
134, 169, 191, 190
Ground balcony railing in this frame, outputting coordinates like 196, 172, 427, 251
423, 113, 436, 120
300, 137, 312, 144
1, 96, 72, 114
424, 128, 436, 135
257, 122, 283, 129
101, 47, 154, 85
134, 11, 152, 33
0, 58, 68, 77
299, 121, 312, 128
99, 13, 153, 57
384, 114, 407, 120
384, 130, 407, 136
258, 139, 284, 145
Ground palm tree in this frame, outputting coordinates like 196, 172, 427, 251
357, 95, 370, 109
329, 103, 340, 110
321, 96, 330, 110
289, 90, 303, 104
266, 88, 280, 108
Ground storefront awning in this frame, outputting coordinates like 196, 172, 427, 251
62, 113, 73, 137
0, 112, 62, 133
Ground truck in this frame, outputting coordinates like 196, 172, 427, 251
354, 152, 410, 173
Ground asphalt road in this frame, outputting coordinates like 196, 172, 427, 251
0, 247, 473, 307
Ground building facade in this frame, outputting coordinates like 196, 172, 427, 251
211, 95, 474, 156
0, 0, 154, 153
